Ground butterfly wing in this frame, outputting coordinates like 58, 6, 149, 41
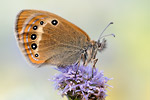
15, 10, 90, 67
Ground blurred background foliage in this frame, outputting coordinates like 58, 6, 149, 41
0, 0, 149, 100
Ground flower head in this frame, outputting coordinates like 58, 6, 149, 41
52, 64, 112, 100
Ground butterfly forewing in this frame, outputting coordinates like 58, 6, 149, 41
15, 10, 90, 67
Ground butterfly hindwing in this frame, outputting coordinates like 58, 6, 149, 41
15, 10, 90, 67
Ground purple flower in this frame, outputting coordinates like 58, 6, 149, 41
52, 64, 112, 100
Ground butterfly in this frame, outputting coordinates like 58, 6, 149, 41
15, 9, 114, 68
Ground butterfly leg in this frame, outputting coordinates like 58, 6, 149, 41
75, 53, 84, 78
92, 58, 98, 78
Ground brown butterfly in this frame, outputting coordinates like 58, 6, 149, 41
15, 9, 114, 68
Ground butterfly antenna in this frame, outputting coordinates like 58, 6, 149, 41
98, 22, 114, 43
99, 33, 115, 39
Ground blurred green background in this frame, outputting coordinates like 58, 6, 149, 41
0, 0, 149, 100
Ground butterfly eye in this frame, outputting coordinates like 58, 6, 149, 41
31, 43, 37, 50
40, 21, 44, 25
51, 20, 58, 25
31, 34, 37, 40
35, 54, 39, 57
33, 25, 38, 30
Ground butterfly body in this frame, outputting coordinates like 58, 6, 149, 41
15, 10, 107, 67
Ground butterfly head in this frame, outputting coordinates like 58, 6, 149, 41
87, 38, 107, 54
82, 22, 115, 66
97, 22, 115, 52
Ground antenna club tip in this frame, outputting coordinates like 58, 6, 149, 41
110, 22, 114, 24
112, 34, 115, 37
